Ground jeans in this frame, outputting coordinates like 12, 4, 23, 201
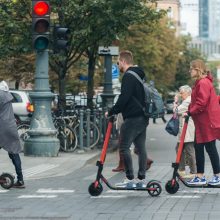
195, 140, 220, 175
119, 116, 148, 180
8, 153, 23, 181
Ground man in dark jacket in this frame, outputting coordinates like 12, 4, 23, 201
107, 50, 149, 188
0, 81, 25, 188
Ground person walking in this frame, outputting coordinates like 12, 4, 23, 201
0, 80, 25, 188
173, 85, 196, 178
106, 50, 149, 189
187, 59, 220, 186
112, 113, 153, 172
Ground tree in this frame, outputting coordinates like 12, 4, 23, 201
120, 19, 181, 95
49, 0, 164, 109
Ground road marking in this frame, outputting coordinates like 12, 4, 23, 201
37, 189, 75, 193
18, 195, 57, 199
166, 195, 200, 198
23, 164, 59, 178
91, 195, 127, 198
0, 189, 9, 193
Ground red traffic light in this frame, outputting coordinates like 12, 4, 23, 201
33, 1, 49, 16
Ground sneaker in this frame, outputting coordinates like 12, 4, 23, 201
178, 170, 186, 177
136, 178, 147, 189
187, 176, 207, 185
208, 175, 220, 186
115, 178, 136, 188
12, 180, 25, 189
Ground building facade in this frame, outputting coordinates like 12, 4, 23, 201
157, 0, 181, 36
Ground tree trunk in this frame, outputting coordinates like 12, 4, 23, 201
58, 74, 66, 112
87, 53, 96, 109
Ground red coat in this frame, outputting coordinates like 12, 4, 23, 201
189, 74, 220, 143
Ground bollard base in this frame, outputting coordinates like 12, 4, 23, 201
24, 137, 60, 157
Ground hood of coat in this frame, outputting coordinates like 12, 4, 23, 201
126, 66, 146, 80
0, 81, 9, 91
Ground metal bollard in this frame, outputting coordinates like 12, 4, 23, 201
79, 109, 84, 149
93, 108, 97, 144
86, 109, 91, 148
98, 109, 103, 144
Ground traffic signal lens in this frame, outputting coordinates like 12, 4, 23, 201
34, 36, 49, 50
33, 1, 49, 16
34, 19, 49, 33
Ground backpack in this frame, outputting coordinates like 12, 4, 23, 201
127, 70, 165, 118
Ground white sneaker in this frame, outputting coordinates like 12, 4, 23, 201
136, 178, 147, 189
115, 177, 136, 188
208, 175, 220, 186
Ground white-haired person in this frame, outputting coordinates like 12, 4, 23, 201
173, 85, 196, 178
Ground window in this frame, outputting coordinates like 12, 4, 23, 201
10, 92, 22, 103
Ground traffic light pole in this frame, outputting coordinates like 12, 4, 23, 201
24, 50, 60, 157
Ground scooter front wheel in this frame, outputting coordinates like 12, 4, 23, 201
165, 180, 179, 194
0, 173, 14, 189
88, 182, 103, 196
147, 181, 162, 197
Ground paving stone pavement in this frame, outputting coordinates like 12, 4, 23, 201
0, 117, 220, 219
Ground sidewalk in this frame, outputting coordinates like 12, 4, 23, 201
0, 148, 100, 180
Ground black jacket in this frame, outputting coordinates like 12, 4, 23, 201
109, 66, 147, 119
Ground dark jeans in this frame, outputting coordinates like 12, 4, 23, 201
8, 153, 23, 181
195, 140, 220, 174
119, 116, 147, 180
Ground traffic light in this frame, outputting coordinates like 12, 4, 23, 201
32, 0, 50, 51
53, 25, 70, 53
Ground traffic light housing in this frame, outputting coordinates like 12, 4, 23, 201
32, 0, 50, 51
53, 25, 70, 53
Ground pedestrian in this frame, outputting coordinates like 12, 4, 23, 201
0, 80, 25, 188
173, 85, 196, 178
106, 50, 149, 189
187, 59, 220, 186
112, 113, 153, 172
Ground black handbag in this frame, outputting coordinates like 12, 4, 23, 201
165, 111, 179, 136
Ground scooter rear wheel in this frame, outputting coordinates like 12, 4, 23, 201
88, 182, 103, 196
0, 173, 14, 189
165, 180, 179, 194
147, 181, 162, 197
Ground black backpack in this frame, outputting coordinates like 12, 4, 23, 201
127, 70, 165, 118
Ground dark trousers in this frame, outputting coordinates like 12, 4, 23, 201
8, 153, 23, 181
195, 140, 220, 175
119, 116, 147, 180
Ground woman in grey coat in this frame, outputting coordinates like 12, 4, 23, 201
173, 85, 196, 178
0, 81, 25, 188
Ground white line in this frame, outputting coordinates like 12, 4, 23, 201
91, 195, 127, 198
37, 189, 75, 193
106, 190, 138, 193
166, 195, 200, 198
0, 190, 9, 193
18, 195, 57, 199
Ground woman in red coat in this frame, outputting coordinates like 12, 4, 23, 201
187, 59, 220, 186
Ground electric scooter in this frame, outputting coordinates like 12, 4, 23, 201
88, 116, 162, 197
165, 115, 220, 194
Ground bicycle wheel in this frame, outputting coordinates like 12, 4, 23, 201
17, 123, 30, 151
58, 125, 78, 152
74, 121, 100, 149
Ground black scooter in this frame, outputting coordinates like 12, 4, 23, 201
88, 116, 162, 197
165, 115, 220, 194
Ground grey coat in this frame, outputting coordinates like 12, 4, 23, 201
176, 96, 195, 143
0, 90, 21, 153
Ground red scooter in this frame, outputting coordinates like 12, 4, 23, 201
165, 115, 220, 194
88, 116, 162, 197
